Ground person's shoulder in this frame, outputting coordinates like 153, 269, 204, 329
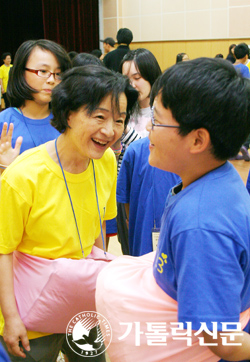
0, 107, 19, 123
127, 137, 149, 153
4, 144, 46, 174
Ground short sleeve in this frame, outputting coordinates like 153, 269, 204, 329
0, 177, 31, 254
116, 147, 135, 204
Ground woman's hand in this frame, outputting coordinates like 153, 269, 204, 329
3, 315, 30, 358
0, 253, 30, 358
0, 123, 23, 170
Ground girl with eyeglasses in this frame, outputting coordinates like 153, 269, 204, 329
0, 39, 71, 172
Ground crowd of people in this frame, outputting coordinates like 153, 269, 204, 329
0, 29, 250, 362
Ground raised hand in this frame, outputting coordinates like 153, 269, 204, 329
0, 123, 23, 169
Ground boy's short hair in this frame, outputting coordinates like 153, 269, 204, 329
234, 43, 249, 59
51, 65, 138, 133
2, 52, 11, 61
102, 37, 115, 47
151, 57, 250, 161
72, 53, 104, 67
116, 28, 133, 45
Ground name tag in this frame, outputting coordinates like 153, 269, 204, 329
152, 228, 160, 251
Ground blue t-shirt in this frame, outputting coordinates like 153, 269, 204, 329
234, 63, 250, 78
117, 137, 180, 256
0, 107, 60, 154
153, 162, 250, 331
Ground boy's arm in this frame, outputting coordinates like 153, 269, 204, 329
203, 330, 250, 361
0, 77, 4, 94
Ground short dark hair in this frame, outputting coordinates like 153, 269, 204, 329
72, 53, 104, 67
68, 51, 78, 61
176, 53, 187, 63
2, 52, 11, 61
116, 28, 133, 45
91, 49, 102, 58
234, 43, 249, 60
8, 39, 71, 108
51, 65, 138, 133
120, 48, 162, 89
102, 37, 115, 47
151, 57, 250, 161
215, 53, 223, 58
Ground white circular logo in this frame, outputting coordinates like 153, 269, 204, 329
66, 311, 112, 357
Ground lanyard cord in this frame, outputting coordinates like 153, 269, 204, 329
19, 108, 38, 147
55, 138, 106, 258
92, 159, 106, 255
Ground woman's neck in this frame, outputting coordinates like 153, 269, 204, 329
139, 97, 150, 109
21, 100, 50, 119
47, 134, 90, 174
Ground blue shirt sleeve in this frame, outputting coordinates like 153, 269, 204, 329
116, 147, 135, 204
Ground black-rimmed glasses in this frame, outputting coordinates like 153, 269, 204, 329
25, 68, 61, 80
151, 106, 180, 131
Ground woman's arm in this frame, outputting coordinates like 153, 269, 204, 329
0, 253, 30, 357
0, 123, 23, 174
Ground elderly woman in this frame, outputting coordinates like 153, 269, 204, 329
0, 65, 138, 362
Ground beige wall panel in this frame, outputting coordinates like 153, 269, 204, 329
162, 0, 185, 13
103, 0, 117, 18
186, 40, 211, 59
141, 0, 162, 15
162, 13, 185, 40
119, 0, 140, 17
229, 7, 250, 38
141, 15, 162, 41
120, 17, 141, 41
230, 0, 250, 5
211, 0, 227, 9
103, 18, 117, 39
211, 10, 228, 38
186, 0, 210, 11
186, 11, 210, 39
210, 40, 229, 58
128, 38, 250, 70
162, 41, 187, 69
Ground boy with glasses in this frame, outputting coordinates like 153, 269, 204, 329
96, 57, 250, 362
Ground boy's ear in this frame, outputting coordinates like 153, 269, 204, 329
190, 128, 211, 154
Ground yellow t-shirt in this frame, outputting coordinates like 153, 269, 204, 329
0, 64, 13, 92
0, 143, 117, 338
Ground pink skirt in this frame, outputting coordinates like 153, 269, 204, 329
96, 252, 250, 362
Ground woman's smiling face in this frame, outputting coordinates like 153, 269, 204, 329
66, 93, 127, 162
